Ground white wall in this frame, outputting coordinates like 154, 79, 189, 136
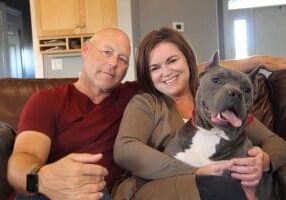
30, 0, 43, 78
117, 0, 135, 81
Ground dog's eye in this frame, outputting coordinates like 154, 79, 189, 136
243, 87, 251, 94
211, 77, 223, 84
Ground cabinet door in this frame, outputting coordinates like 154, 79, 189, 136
35, 0, 83, 37
82, 0, 117, 34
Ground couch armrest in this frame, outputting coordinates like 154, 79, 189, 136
0, 122, 16, 199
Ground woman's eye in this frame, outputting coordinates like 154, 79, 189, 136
150, 65, 159, 72
167, 59, 177, 65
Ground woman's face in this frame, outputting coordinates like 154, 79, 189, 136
149, 42, 191, 99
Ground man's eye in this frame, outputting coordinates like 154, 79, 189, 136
101, 50, 112, 56
119, 57, 128, 65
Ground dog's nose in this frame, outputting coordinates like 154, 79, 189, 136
228, 90, 242, 100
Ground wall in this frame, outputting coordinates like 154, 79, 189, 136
132, 0, 220, 63
117, 0, 135, 81
252, 6, 286, 57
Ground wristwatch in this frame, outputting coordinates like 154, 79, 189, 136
26, 164, 42, 193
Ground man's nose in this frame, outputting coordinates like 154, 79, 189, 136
108, 55, 118, 67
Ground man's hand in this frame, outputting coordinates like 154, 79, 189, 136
38, 153, 108, 200
230, 146, 269, 187
195, 160, 234, 176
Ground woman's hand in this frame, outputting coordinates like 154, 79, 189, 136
230, 146, 270, 187
195, 160, 234, 176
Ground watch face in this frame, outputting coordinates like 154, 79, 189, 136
26, 173, 38, 193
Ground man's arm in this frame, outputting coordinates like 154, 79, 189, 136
7, 131, 51, 194
7, 131, 108, 200
198, 55, 286, 73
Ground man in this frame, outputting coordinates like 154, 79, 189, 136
7, 27, 138, 200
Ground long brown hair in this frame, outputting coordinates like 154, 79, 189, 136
136, 27, 199, 98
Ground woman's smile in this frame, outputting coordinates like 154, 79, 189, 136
163, 75, 178, 85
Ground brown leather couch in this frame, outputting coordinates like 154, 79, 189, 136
0, 69, 286, 199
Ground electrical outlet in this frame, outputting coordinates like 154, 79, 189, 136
172, 22, 184, 32
51, 58, 63, 70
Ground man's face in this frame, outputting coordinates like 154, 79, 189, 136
81, 31, 130, 92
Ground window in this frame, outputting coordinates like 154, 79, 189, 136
228, 0, 286, 10
234, 19, 248, 59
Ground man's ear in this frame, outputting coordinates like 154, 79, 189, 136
81, 42, 91, 57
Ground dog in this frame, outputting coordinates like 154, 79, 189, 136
164, 51, 258, 199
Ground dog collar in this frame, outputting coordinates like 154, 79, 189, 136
247, 113, 254, 125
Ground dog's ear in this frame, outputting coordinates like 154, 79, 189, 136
206, 50, 220, 69
248, 65, 262, 81
248, 65, 273, 82
199, 51, 220, 77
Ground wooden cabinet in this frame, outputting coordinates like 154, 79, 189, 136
38, 34, 92, 53
34, 0, 117, 37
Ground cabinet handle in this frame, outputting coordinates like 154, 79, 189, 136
80, 24, 86, 28
75, 24, 81, 28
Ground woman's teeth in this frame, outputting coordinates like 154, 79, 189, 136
164, 77, 177, 85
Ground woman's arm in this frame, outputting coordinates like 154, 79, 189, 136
245, 118, 286, 171
114, 94, 196, 180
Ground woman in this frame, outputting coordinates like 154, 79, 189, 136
114, 27, 286, 200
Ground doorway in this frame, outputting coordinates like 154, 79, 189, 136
220, 0, 286, 59
0, 2, 23, 77
0, 0, 34, 78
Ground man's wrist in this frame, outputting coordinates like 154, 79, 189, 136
26, 163, 42, 193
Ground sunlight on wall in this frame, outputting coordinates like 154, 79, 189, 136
234, 19, 248, 59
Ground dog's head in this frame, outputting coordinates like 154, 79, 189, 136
195, 52, 254, 135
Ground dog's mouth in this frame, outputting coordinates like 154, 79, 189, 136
210, 110, 242, 127
202, 101, 243, 128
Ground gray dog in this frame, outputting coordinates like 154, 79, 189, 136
165, 51, 257, 199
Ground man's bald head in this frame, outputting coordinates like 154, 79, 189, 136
89, 27, 131, 50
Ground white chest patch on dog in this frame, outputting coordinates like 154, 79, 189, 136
174, 127, 230, 167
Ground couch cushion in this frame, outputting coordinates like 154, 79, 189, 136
269, 69, 286, 140
0, 122, 15, 199
252, 72, 274, 131
0, 78, 77, 129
